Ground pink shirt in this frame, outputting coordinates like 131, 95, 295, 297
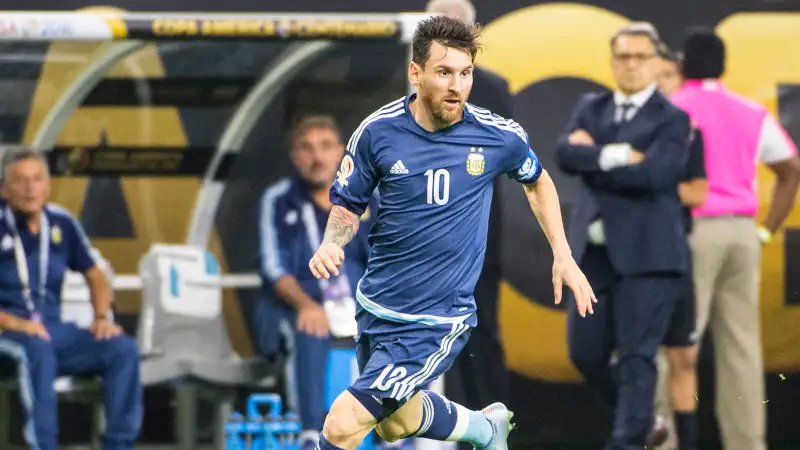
672, 79, 797, 218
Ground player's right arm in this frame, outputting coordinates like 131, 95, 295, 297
322, 206, 361, 248
310, 126, 380, 280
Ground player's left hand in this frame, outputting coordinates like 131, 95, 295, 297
89, 318, 123, 340
552, 256, 597, 318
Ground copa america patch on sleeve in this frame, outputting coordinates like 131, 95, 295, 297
518, 152, 538, 181
337, 154, 355, 186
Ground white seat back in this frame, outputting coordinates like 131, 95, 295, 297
137, 244, 232, 359
60, 249, 114, 328
142, 244, 222, 318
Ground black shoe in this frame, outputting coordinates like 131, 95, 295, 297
645, 415, 669, 448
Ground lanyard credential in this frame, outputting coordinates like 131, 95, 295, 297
4, 206, 49, 315
301, 201, 358, 338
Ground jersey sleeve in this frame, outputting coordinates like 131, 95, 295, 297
330, 127, 379, 216
62, 215, 98, 273
504, 127, 543, 184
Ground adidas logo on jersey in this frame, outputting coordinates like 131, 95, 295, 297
389, 160, 409, 175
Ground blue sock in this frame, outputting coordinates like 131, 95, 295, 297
317, 433, 346, 450
413, 391, 493, 447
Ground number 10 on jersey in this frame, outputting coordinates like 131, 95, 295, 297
425, 169, 450, 205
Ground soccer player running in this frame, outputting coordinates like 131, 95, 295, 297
308, 16, 596, 450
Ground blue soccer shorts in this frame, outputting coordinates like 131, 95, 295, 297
346, 310, 472, 421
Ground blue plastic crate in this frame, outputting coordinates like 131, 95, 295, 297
228, 346, 383, 449
225, 394, 303, 450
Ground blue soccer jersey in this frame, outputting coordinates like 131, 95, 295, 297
331, 95, 542, 328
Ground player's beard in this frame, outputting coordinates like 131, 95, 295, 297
421, 91, 463, 127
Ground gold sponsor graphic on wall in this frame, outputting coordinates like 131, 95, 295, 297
23, 6, 253, 356
66, 146, 183, 172
145, 18, 399, 39
479, 4, 800, 381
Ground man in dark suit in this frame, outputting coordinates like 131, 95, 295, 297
555, 23, 690, 450
426, 0, 513, 415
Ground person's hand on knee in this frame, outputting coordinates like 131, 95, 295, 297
89, 317, 123, 340
20, 318, 50, 341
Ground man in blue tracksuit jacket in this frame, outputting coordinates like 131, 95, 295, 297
258, 115, 375, 448
0, 149, 142, 450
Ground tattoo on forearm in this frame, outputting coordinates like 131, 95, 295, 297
323, 206, 360, 246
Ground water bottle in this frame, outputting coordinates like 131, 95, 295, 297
246, 418, 266, 450
225, 412, 245, 450
279, 412, 302, 450
264, 417, 285, 449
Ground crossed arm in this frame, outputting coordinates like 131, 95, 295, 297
556, 107, 690, 195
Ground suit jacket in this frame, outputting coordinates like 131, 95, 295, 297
471, 67, 513, 118
555, 90, 691, 275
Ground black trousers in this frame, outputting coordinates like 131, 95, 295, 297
448, 267, 508, 397
567, 246, 679, 450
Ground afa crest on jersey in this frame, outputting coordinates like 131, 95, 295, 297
51, 225, 62, 245
337, 154, 355, 186
466, 147, 485, 176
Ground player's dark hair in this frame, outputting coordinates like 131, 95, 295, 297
610, 22, 661, 49
681, 27, 725, 80
0, 147, 49, 182
289, 115, 341, 148
412, 15, 481, 67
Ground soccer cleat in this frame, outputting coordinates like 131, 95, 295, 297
475, 402, 515, 450
299, 430, 320, 450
